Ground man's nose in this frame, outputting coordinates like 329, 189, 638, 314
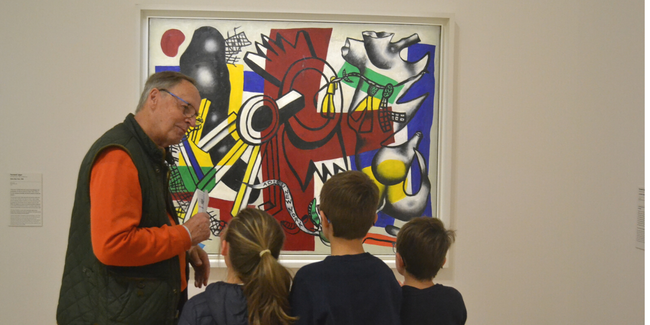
187, 116, 197, 128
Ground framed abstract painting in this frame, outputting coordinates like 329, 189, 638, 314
141, 10, 454, 267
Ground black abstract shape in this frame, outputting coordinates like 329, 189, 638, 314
180, 26, 232, 164
247, 179, 319, 235
210, 214, 227, 236
385, 224, 400, 236
224, 28, 252, 65
281, 126, 348, 192
221, 158, 261, 204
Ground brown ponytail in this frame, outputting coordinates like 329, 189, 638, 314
223, 208, 297, 325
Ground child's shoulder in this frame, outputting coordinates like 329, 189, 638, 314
435, 284, 464, 297
292, 258, 328, 281
294, 253, 392, 279
326, 253, 393, 271
403, 284, 464, 300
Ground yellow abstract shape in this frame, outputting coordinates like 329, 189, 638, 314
196, 138, 249, 190
354, 95, 381, 112
178, 98, 214, 168
228, 65, 244, 140
189, 200, 199, 218
362, 167, 386, 200
320, 77, 337, 118
181, 139, 214, 167
386, 181, 408, 203
216, 137, 248, 167
192, 98, 211, 142
231, 145, 262, 216
375, 159, 408, 185
363, 166, 407, 205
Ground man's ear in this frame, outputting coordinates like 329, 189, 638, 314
148, 88, 162, 111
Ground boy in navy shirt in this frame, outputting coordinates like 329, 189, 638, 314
290, 170, 402, 325
396, 217, 467, 325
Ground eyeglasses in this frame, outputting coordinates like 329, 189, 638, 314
159, 88, 200, 120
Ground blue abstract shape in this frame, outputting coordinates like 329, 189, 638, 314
405, 43, 435, 218
155, 66, 181, 73
243, 71, 265, 93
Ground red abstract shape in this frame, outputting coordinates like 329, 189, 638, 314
362, 233, 397, 247
161, 29, 185, 57
261, 28, 333, 251
255, 29, 398, 251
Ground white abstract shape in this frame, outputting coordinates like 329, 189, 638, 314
196, 66, 216, 88
205, 39, 218, 53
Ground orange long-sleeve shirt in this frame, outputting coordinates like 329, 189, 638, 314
89, 147, 191, 291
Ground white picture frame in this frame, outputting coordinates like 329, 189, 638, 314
140, 9, 455, 268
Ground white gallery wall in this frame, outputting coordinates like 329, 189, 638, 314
0, 0, 643, 324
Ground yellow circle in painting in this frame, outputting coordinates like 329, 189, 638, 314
376, 159, 407, 184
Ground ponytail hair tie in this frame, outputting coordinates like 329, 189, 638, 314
259, 249, 271, 257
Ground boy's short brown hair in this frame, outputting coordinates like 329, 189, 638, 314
396, 217, 456, 280
319, 170, 379, 240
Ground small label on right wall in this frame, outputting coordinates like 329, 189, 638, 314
636, 187, 644, 250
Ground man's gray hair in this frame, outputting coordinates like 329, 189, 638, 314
135, 71, 197, 113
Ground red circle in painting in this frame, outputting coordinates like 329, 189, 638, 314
161, 29, 185, 57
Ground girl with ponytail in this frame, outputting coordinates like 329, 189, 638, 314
179, 208, 296, 325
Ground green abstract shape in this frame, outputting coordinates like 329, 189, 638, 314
308, 199, 329, 245
175, 166, 218, 193
337, 63, 404, 104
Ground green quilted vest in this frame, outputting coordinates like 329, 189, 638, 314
56, 114, 184, 325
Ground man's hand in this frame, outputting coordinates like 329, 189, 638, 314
183, 212, 211, 246
188, 245, 210, 288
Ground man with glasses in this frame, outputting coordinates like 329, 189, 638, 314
57, 71, 212, 325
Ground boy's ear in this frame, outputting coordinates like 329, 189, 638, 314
220, 239, 228, 256
320, 210, 329, 228
320, 211, 333, 239
395, 252, 406, 275
374, 214, 378, 226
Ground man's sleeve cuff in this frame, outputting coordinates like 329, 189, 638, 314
182, 225, 192, 243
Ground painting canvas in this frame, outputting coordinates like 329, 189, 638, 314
144, 12, 450, 263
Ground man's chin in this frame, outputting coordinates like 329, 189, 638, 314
175, 129, 187, 140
